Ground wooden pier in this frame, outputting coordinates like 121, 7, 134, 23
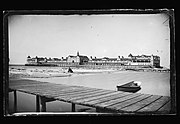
9, 79, 171, 114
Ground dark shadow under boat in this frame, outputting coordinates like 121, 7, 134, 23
117, 81, 141, 93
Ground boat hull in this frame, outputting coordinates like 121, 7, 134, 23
117, 81, 141, 93
117, 86, 141, 93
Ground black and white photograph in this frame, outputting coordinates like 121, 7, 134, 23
3, 9, 176, 116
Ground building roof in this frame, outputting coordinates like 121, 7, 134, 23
68, 55, 77, 58
68, 55, 89, 60
91, 57, 117, 61
79, 55, 89, 60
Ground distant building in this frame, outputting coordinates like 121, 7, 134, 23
86, 53, 160, 67
128, 54, 160, 67
26, 52, 160, 67
67, 51, 89, 65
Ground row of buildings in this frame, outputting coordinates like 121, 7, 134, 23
25, 52, 160, 67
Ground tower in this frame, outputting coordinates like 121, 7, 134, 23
77, 51, 79, 56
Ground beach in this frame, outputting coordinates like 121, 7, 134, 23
8, 65, 170, 113
9, 65, 117, 79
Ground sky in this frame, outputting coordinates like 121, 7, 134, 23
8, 13, 170, 68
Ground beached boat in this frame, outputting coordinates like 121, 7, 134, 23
117, 81, 141, 93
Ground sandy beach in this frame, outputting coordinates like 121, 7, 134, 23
9, 66, 117, 79
9, 65, 170, 79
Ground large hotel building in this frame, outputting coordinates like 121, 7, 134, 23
26, 51, 160, 67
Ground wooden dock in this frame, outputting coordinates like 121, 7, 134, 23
9, 79, 171, 114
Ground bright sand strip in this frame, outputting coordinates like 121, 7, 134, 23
9, 67, 117, 79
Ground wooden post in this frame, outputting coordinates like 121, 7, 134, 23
40, 96, 55, 112
36, 95, 40, 112
72, 103, 75, 112
96, 108, 100, 112
41, 101, 46, 112
96, 108, 107, 112
14, 90, 17, 112
40, 96, 46, 112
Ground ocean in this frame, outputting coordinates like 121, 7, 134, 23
8, 65, 170, 113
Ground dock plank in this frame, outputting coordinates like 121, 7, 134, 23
46, 89, 101, 99
54, 88, 101, 97
137, 96, 170, 112
10, 83, 70, 91
18, 86, 98, 99
95, 93, 142, 108
69, 90, 115, 102
120, 95, 161, 112
58, 89, 105, 98
106, 94, 151, 111
84, 92, 131, 105
56, 90, 114, 102
9, 79, 49, 86
157, 100, 171, 113
73, 91, 121, 103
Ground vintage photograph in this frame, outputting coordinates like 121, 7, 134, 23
4, 9, 175, 116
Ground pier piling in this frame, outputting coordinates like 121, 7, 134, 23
36, 95, 40, 112
72, 103, 75, 112
14, 90, 17, 113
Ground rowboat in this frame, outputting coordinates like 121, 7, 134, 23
117, 81, 141, 93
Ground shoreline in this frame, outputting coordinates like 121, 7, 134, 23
9, 67, 118, 79
9, 66, 169, 79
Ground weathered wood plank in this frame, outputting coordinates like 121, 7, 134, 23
57, 89, 113, 101
9, 79, 49, 86
95, 93, 142, 108
10, 83, 70, 92
120, 95, 161, 112
53, 87, 102, 97
82, 92, 130, 105
69, 90, 115, 102
38, 88, 100, 99
38, 86, 89, 95
56, 90, 110, 102
73, 91, 121, 103
16, 86, 69, 96
11, 82, 107, 99
10, 79, 84, 90
54, 89, 103, 99
14, 87, 85, 99
137, 96, 170, 112
106, 94, 151, 111
9, 84, 54, 91
13, 85, 79, 95
54, 88, 100, 97
157, 100, 171, 113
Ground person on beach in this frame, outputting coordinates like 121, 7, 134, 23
68, 67, 73, 73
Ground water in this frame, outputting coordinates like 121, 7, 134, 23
8, 65, 170, 113
27, 71, 170, 96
